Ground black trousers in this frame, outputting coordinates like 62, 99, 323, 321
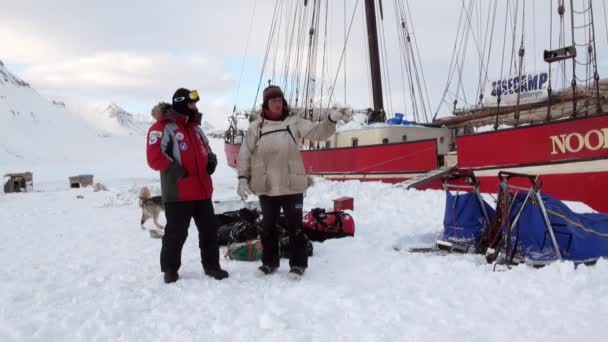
259, 193, 308, 268
160, 200, 220, 273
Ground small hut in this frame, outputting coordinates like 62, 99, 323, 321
3, 172, 33, 193
69, 174, 94, 188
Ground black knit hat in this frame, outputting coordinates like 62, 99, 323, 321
262, 85, 284, 103
172, 88, 199, 115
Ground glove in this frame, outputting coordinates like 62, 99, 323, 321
329, 106, 353, 123
237, 178, 252, 200
207, 152, 217, 175
166, 161, 187, 180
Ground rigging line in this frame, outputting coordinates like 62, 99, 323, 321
405, 0, 432, 122
308, 0, 321, 118
560, 0, 567, 91
547, 0, 554, 122
570, 0, 578, 115
327, 0, 361, 110
398, 0, 418, 120
433, 3, 466, 118
532, 0, 537, 71
495, 0, 512, 130
574, 75, 595, 82
282, 2, 298, 97
477, 0, 483, 57
271, 0, 285, 83
455, 0, 474, 107
394, 0, 409, 119
319, 0, 329, 116
514, 0, 526, 126
461, 0, 490, 87
360, 0, 374, 109
475, 1, 493, 100
585, 0, 591, 91
344, 0, 347, 105
401, 15, 419, 121
588, 0, 602, 109
252, 0, 282, 113
303, 0, 320, 117
573, 1, 592, 15
399, 0, 418, 121
451, 1, 473, 109
405, 25, 424, 122
293, 3, 311, 107
475, 1, 493, 102
233, 0, 258, 113
281, 0, 296, 91
289, 3, 301, 102
399, 0, 420, 121
480, 0, 499, 104
454, 1, 475, 107
378, 0, 393, 117
603, 0, 608, 46
293, 3, 308, 105
287, 3, 299, 102
292, 2, 306, 106
509, 0, 520, 75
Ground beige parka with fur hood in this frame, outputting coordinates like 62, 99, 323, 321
237, 113, 336, 196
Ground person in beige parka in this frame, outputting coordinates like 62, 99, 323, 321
236, 85, 352, 279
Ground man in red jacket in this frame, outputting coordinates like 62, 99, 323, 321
146, 88, 228, 283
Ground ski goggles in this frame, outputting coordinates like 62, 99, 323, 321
174, 90, 200, 103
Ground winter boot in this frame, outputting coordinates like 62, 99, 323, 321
164, 271, 179, 284
204, 267, 229, 280
256, 264, 278, 277
287, 266, 305, 280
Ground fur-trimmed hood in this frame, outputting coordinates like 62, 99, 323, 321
151, 102, 171, 121
151, 102, 202, 125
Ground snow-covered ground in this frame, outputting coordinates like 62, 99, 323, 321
1, 137, 607, 341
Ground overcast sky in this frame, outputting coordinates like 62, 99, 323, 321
2, 0, 607, 128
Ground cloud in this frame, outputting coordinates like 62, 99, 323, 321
22, 52, 235, 100
1, 0, 607, 124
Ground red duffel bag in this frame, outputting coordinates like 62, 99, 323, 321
302, 208, 355, 242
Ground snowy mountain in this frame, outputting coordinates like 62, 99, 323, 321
104, 103, 150, 135
0, 62, 150, 181
0, 60, 30, 88
65, 101, 151, 137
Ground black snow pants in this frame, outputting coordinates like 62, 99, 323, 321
259, 193, 308, 269
160, 200, 220, 273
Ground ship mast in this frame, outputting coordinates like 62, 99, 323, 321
364, 0, 386, 122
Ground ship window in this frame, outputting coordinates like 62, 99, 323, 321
382, 138, 389, 144
439, 136, 445, 144
352, 138, 359, 147
402, 135, 408, 142
325, 141, 331, 149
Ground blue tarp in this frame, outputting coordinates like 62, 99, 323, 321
439, 192, 495, 247
386, 113, 418, 125
504, 193, 608, 263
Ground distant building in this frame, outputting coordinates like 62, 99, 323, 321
3, 172, 33, 193
69, 174, 94, 188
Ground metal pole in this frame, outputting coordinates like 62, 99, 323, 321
536, 191, 563, 261
569, 0, 578, 115
505, 187, 536, 262
364, 0, 385, 119
475, 187, 491, 226
589, 0, 603, 113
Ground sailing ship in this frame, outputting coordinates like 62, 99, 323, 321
225, 0, 608, 212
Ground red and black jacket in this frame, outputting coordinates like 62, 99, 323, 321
146, 105, 213, 202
